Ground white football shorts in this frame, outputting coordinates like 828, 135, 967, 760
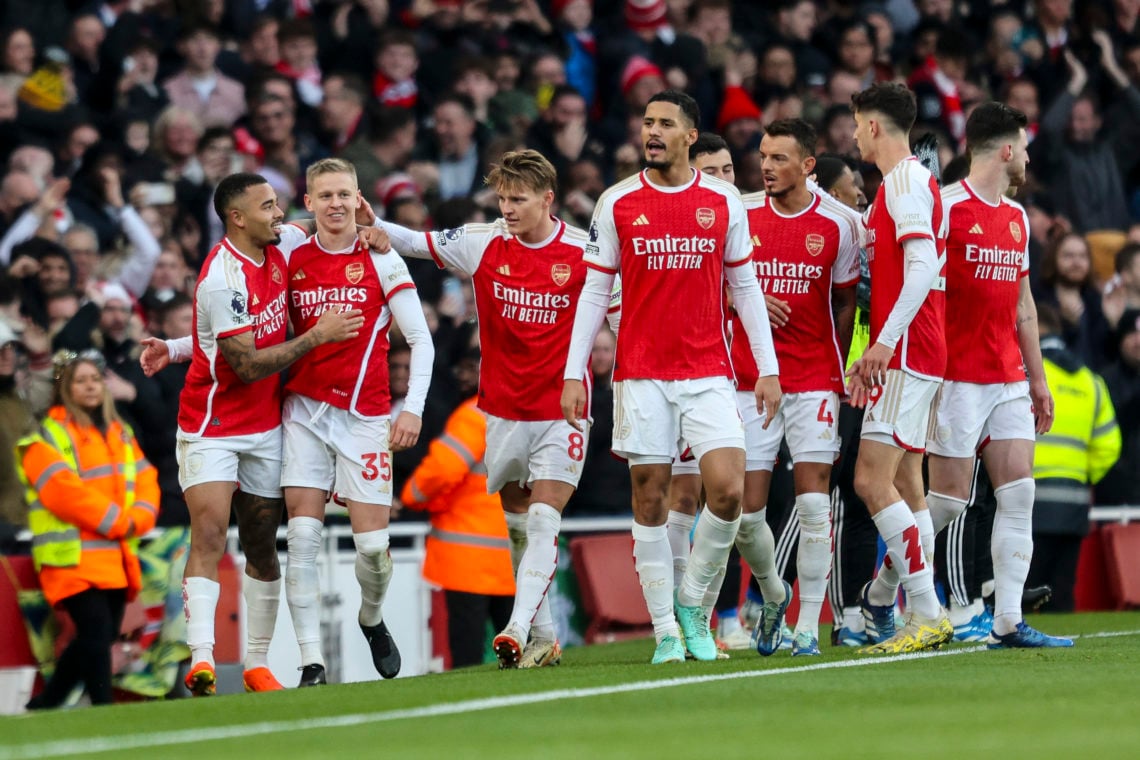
860, 369, 941, 452
176, 426, 282, 499
927, 380, 1034, 458
484, 415, 590, 494
737, 390, 840, 472
612, 377, 744, 466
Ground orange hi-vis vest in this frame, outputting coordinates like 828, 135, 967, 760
401, 398, 515, 596
16, 407, 160, 606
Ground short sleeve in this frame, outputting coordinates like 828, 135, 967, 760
832, 214, 861, 286
584, 198, 620, 274
425, 222, 501, 275
372, 249, 417, 298
276, 223, 309, 260
724, 192, 753, 268
885, 165, 936, 244
203, 284, 254, 339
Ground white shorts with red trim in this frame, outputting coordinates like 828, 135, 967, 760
176, 426, 282, 499
280, 394, 393, 506
613, 377, 744, 464
738, 390, 841, 472
860, 369, 941, 452
484, 415, 590, 494
927, 380, 1034, 458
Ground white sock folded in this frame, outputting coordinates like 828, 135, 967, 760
632, 522, 677, 642
354, 529, 392, 628
509, 502, 561, 642
243, 575, 281, 670
286, 516, 325, 667
183, 576, 220, 668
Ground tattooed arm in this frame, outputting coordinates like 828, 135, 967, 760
217, 307, 364, 383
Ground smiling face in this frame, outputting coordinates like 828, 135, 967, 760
305, 170, 359, 238
232, 182, 285, 247
642, 100, 696, 172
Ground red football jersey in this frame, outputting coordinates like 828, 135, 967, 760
425, 217, 590, 421
179, 236, 293, 437
285, 235, 416, 417
584, 169, 751, 382
732, 191, 861, 393
940, 180, 1030, 383
864, 157, 947, 380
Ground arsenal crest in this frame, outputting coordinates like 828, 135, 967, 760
696, 207, 715, 229
1010, 221, 1022, 243
551, 263, 572, 286
346, 262, 365, 284
271, 264, 283, 284
805, 233, 825, 256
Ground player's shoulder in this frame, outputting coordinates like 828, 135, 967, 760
940, 179, 972, 210
740, 190, 767, 210
596, 173, 645, 207
999, 194, 1028, 217
696, 171, 743, 199
201, 242, 248, 289
814, 190, 860, 226
560, 220, 590, 248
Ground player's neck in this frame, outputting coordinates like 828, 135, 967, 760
965, 163, 1010, 206
226, 231, 266, 263
315, 226, 357, 251
646, 163, 694, 188
770, 184, 814, 216
517, 214, 557, 246
874, 139, 913, 178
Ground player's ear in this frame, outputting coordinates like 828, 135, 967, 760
303, 193, 314, 213
803, 155, 816, 176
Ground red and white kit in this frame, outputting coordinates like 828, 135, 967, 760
176, 224, 307, 497
861, 157, 947, 451
570, 169, 778, 462
382, 217, 591, 492
733, 190, 860, 470
928, 180, 1034, 457
280, 234, 430, 506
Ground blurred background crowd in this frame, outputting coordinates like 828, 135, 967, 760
1, 0, 1139, 544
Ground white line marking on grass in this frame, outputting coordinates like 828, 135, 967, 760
4, 628, 1138, 760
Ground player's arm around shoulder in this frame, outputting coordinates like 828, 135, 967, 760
217, 306, 364, 383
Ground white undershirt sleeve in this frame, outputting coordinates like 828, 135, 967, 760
387, 288, 434, 417
726, 263, 780, 377
0, 208, 41, 266
378, 220, 433, 260
116, 206, 162, 297
877, 235, 940, 350
564, 267, 614, 381
168, 335, 194, 362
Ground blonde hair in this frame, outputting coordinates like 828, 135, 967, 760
53, 356, 121, 431
485, 149, 557, 195
305, 157, 358, 190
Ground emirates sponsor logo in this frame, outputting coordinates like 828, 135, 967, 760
805, 233, 825, 256
345, 262, 365, 284
551, 263, 572, 286
696, 207, 715, 229
631, 234, 717, 256
1010, 221, 1022, 243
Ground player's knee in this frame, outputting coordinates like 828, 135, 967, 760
853, 468, 881, 506
190, 520, 228, 559
705, 481, 743, 515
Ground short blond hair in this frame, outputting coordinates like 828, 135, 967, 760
305, 157, 358, 190
485, 149, 557, 195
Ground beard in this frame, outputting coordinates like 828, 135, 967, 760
644, 156, 671, 170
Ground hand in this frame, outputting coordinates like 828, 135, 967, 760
361, 224, 390, 253
355, 192, 377, 227
100, 167, 125, 209
561, 379, 587, 431
754, 376, 782, 429
388, 496, 404, 521
34, 177, 70, 216
20, 318, 50, 357
313, 308, 364, 344
853, 341, 893, 386
1062, 48, 1088, 95
554, 118, 588, 161
563, 189, 595, 218
1091, 30, 1116, 66
845, 372, 869, 408
139, 337, 172, 377
8, 254, 40, 278
390, 411, 422, 451
765, 294, 791, 328
85, 283, 107, 310
104, 370, 137, 402
1030, 380, 1055, 435
406, 161, 440, 192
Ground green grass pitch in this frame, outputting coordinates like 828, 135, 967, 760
4, 612, 1139, 760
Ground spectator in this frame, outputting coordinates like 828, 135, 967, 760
836, 19, 892, 89
116, 37, 168, 123
148, 293, 192, 527
65, 13, 104, 105
1038, 34, 1140, 233
163, 24, 246, 129
552, 0, 598, 110
1029, 305, 1120, 612
1103, 242, 1140, 328
372, 29, 419, 111
0, 320, 36, 545
1033, 230, 1113, 369
0, 171, 39, 239
908, 26, 970, 148
526, 84, 607, 179
1, 26, 36, 76
1096, 308, 1140, 508
151, 106, 205, 183
399, 347, 515, 669
342, 107, 417, 204
774, 0, 830, 88
17, 348, 159, 708
422, 92, 486, 200
55, 121, 100, 180
274, 18, 322, 108
454, 57, 499, 133
319, 72, 369, 153
245, 93, 325, 191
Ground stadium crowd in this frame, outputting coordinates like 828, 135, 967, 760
2, 0, 1140, 692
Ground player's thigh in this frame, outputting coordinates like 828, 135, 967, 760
737, 391, 781, 473
331, 413, 394, 507
861, 369, 939, 452
527, 418, 591, 507
784, 391, 840, 478
697, 446, 745, 511
852, 437, 906, 512
235, 426, 285, 499
678, 377, 744, 462
183, 478, 236, 555
893, 451, 927, 511
926, 452, 976, 500
484, 416, 537, 496
668, 469, 703, 514
979, 383, 1036, 486
499, 482, 530, 514
612, 379, 681, 459
927, 381, 991, 460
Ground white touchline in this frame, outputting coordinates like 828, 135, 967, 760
2, 628, 1136, 760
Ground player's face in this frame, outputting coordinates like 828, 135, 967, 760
233, 182, 285, 247
852, 110, 875, 162
642, 101, 696, 171
829, 165, 867, 211
692, 149, 735, 185
305, 171, 360, 237
497, 182, 553, 237
1006, 128, 1030, 188
759, 133, 811, 198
